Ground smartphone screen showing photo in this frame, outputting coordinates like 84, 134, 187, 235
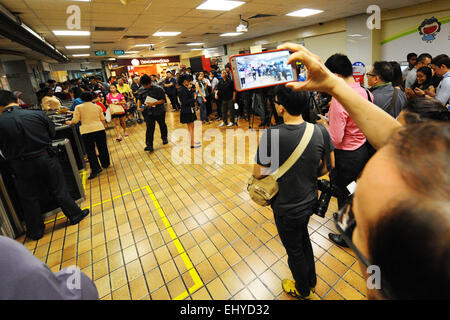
231, 50, 296, 91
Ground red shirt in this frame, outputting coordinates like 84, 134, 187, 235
328, 82, 371, 151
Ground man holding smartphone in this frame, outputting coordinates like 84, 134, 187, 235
137, 74, 167, 152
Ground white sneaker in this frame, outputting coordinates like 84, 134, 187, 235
218, 122, 225, 127
227, 123, 234, 127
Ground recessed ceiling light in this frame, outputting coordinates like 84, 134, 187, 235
65, 45, 90, 49
53, 30, 91, 36
286, 9, 324, 17
153, 32, 181, 37
187, 43, 204, 46
220, 32, 243, 37
72, 54, 90, 57
197, 0, 244, 11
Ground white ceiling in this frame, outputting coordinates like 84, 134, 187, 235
0, 0, 431, 62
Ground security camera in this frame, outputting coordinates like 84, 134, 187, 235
149, 45, 155, 51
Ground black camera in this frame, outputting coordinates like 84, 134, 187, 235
314, 179, 337, 218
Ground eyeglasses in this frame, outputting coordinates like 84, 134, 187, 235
366, 73, 377, 77
333, 195, 396, 299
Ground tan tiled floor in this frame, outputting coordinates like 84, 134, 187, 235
17, 108, 367, 300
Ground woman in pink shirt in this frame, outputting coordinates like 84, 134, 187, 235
107, 84, 129, 142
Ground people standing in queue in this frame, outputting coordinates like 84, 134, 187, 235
106, 84, 129, 142
137, 74, 168, 153
0, 90, 90, 240
66, 92, 110, 180
178, 74, 200, 148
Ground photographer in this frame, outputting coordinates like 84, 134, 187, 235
253, 85, 335, 300
279, 43, 449, 299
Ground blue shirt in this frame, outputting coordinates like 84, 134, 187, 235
436, 71, 450, 106
70, 98, 83, 112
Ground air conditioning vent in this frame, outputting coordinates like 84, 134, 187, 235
203, 32, 220, 35
248, 14, 276, 19
164, 46, 177, 49
95, 27, 126, 32
123, 35, 148, 39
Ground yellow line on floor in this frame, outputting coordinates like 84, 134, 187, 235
44, 185, 203, 300
145, 186, 204, 300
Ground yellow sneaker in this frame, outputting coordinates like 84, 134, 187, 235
282, 279, 320, 300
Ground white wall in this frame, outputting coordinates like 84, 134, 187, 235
304, 31, 347, 61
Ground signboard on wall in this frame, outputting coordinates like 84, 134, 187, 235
381, 16, 449, 62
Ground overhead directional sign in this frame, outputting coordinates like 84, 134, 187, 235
114, 50, 125, 56
95, 50, 107, 56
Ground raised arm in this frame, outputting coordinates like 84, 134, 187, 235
278, 43, 402, 149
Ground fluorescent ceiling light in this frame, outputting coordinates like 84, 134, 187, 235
287, 8, 324, 17
107, 58, 116, 61
220, 32, 243, 37
191, 48, 203, 51
53, 30, 91, 36
197, 0, 244, 11
134, 44, 153, 47
66, 45, 90, 49
125, 51, 139, 54
72, 54, 90, 57
187, 43, 204, 46
153, 32, 181, 37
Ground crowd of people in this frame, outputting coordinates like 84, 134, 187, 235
0, 44, 448, 301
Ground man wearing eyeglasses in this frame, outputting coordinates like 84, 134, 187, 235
367, 61, 408, 119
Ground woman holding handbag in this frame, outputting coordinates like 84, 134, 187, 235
106, 84, 129, 142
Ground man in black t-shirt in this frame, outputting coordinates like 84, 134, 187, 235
163, 71, 180, 111
137, 75, 167, 152
216, 70, 236, 127
253, 85, 335, 300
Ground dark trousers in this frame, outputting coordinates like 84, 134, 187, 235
330, 144, 369, 209
222, 99, 235, 124
274, 212, 316, 296
167, 92, 179, 110
216, 98, 223, 118
145, 112, 168, 147
197, 97, 208, 121
10, 155, 83, 235
82, 130, 110, 173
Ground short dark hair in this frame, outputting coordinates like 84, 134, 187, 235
417, 53, 432, 64
373, 61, 394, 83
0, 90, 18, 107
274, 85, 309, 116
431, 54, 450, 68
178, 74, 193, 86
140, 74, 152, 86
325, 54, 353, 78
407, 53, 417, 60
370, 122, 450, 299
402, 97, 449, 124
69, 86, 82, 99
80, 92, 93, 102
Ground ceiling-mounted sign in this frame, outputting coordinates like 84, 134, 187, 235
95, 50, 107, 56
116, 56, 181, 66
114, 50, 125, 55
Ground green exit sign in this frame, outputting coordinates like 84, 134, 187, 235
114, 50, 125, 56
95, 50, 107, 56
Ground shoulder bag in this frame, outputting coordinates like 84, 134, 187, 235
248, 123, 315, 207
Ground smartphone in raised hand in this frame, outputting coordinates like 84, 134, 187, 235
229, 49, 298, 92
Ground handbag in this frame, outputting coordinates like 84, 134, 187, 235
109, 103, 125, 115
248, 123, 314, 207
